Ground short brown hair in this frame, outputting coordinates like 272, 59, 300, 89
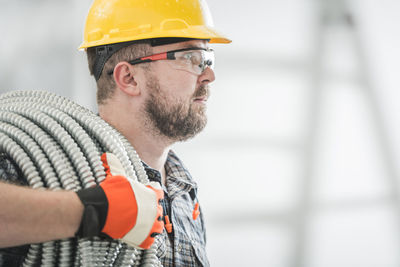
86, 41, 153, 105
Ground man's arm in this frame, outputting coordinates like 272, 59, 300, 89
0, 153, 164, 250
0, 181, 83, 248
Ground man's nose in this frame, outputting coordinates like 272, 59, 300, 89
198, 67, 215, 84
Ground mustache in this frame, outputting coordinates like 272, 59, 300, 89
193, 85, 210, 99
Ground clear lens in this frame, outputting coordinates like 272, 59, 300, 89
168, 49, 214, 75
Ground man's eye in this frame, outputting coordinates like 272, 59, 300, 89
180, 51, 202, 65
183, 52, 193, 60
190, 55, 202, 65
178, 52, 193, 64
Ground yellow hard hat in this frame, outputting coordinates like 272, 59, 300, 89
79, 0, 231, 49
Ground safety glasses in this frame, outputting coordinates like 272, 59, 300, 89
109, 47, 214, 76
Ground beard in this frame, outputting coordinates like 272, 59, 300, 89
143, 76, 209, 142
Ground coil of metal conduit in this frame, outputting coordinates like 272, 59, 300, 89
0, 90, 162, 267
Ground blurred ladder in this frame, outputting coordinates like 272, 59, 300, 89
291, 0, 400, 266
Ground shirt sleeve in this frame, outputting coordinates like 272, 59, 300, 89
0, 152, 28, 186
0, 153, 30, 265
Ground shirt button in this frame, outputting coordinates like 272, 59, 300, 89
177, 243, 182, 252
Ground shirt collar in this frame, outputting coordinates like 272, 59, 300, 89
142, 150, 197, 200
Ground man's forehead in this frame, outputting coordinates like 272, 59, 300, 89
152, 39, 208, 53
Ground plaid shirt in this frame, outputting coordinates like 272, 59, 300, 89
0, 151, 209, 267
146, 150, 210, 267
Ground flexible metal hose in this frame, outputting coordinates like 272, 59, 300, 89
0, 90, 162, 267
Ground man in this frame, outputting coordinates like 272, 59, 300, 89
0, 0, 230, 266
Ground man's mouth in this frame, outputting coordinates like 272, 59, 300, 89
193, 96, 208, 102
193, 85, 209, 103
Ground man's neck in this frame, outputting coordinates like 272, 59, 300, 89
99, 105, 172, 186
128, 131, 171, 185
139, 146, 169, 172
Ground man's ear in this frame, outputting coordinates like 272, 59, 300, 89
113, 62, 140, 96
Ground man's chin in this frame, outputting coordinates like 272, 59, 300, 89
176, 121, 207, 142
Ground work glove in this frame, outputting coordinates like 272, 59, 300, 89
76, 153, 164, 249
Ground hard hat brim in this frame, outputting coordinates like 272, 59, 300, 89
78, 25, 231, 50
